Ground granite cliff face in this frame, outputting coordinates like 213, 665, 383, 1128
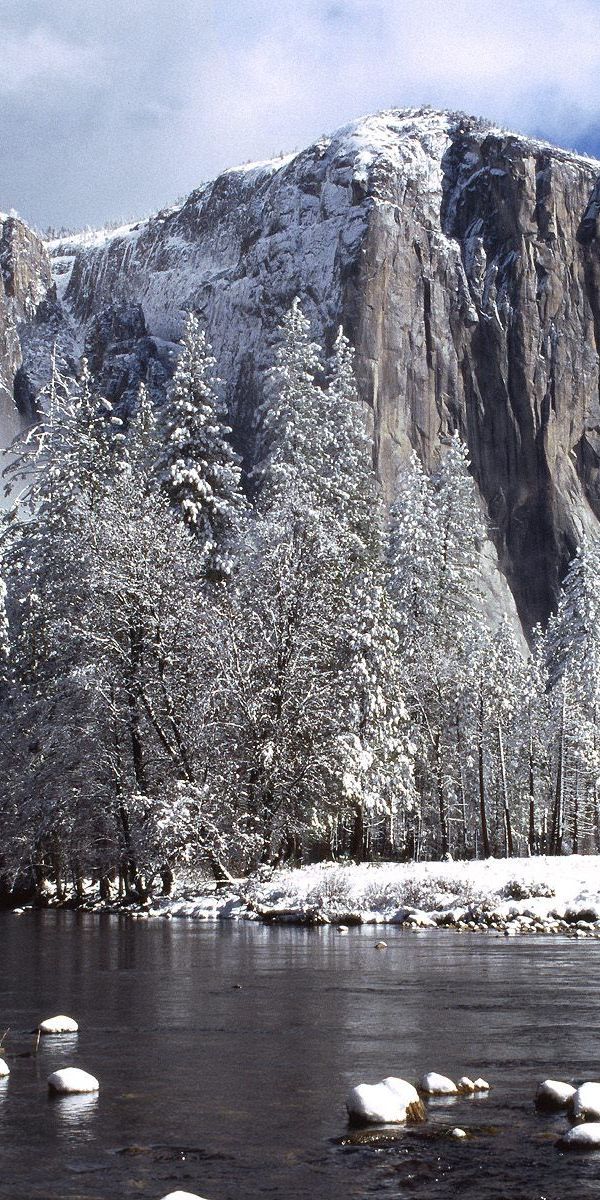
0, 214, 53, 439
6, 107, 600, 628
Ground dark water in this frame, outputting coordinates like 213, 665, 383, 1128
0, 915, 599, 1200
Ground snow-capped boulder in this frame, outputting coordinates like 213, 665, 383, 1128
39, 1015, 78, 1035
380, 1077, 424, 1119
47, 1067, 99, 1094
457, 1076, 475, 1093
0, 1059, 9, 1077
403, 911, 438, 929
558, 1122, 600, 1150
346, 1078, 424, 1124
159, 1193, 210, 1200
450, 1127, 467, 1139
380, 1077, 420, 1104
374, 941, 387, 949
473, 1078, 490, 1092
536, 1080, 576, 1110
421, 1072, 458, 1095
570, 1082, 600, 1122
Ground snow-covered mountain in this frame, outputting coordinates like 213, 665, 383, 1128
5, 105, 600, 627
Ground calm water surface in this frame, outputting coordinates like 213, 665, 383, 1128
0, 914, 599, 1200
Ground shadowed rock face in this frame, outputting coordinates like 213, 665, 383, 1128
341, 117, 600, 628
0, 215, 53, 438
7, 107, 600, 628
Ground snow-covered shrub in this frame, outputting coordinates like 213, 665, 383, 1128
398, 875, 463, 911
306, 866, 354, 910
501, 879, 555, 901
359, 877, 407, 913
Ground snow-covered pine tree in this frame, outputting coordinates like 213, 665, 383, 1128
388, 450, 441, 669
478, 616, 530, 857
431, 432, 488, 655
336, 581, 417, 860
0, 567, 9, 676
387, 452, 446, 856
157, 313, 245, 582
388, 434, 499, 858
324, 329, 417, 858
206, 507, 345, 867
254, 297, 326, 515
125, 382, 158, 481
0, 355, 121, 901
523, 624, 553, 854
545, 537, 600, 853
325, 327, 381, 566
222, 307, 369, 859
429, 432, 494, 857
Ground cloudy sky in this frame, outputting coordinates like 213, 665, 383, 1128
3, 0, 600, 231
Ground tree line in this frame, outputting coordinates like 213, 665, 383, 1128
0, 302, 597, 903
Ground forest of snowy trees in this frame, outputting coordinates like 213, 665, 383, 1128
0, 301, 598, 904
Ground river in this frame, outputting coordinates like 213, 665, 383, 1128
0, 913, 598, 1199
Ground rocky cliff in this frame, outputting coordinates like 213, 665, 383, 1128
0, 214, 53, 440
6, 106, 600, 628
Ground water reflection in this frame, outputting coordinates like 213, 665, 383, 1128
1, 917, 600, 1199
49, 1090, 99, 1134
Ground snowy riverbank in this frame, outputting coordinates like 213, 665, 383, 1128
133, 856, 600, 935
13, 857, 600, 934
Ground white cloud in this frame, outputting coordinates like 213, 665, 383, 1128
0, 24, 101, 94
4, 0, 600, 227
161, 0, 600, 200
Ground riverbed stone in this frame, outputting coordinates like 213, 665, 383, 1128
47, 1067, 99, 1094
421, 1072, 458, 1095
536, 1080, 576, 1110
39, 1015, 78, 1035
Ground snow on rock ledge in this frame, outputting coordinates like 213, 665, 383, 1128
47, 1067, 99, 1094
39, 1015, 78, 1034
0, 1059, 9, 1077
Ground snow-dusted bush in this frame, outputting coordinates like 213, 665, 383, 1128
502, 879, 555, 901
306, 867, 354, 909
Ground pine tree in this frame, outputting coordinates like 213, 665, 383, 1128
388, 450, 441, 671
545, 538, 600, 853
478, 616, 530, 856
325, 328, 381, 565
388, 435, 499, 858
208, 509, 345, 866
254, 297, 326, 514
523, 625, 553, 854
0, 355, 120, 900
337, 582, 416, 860
157, 313, 245, 581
